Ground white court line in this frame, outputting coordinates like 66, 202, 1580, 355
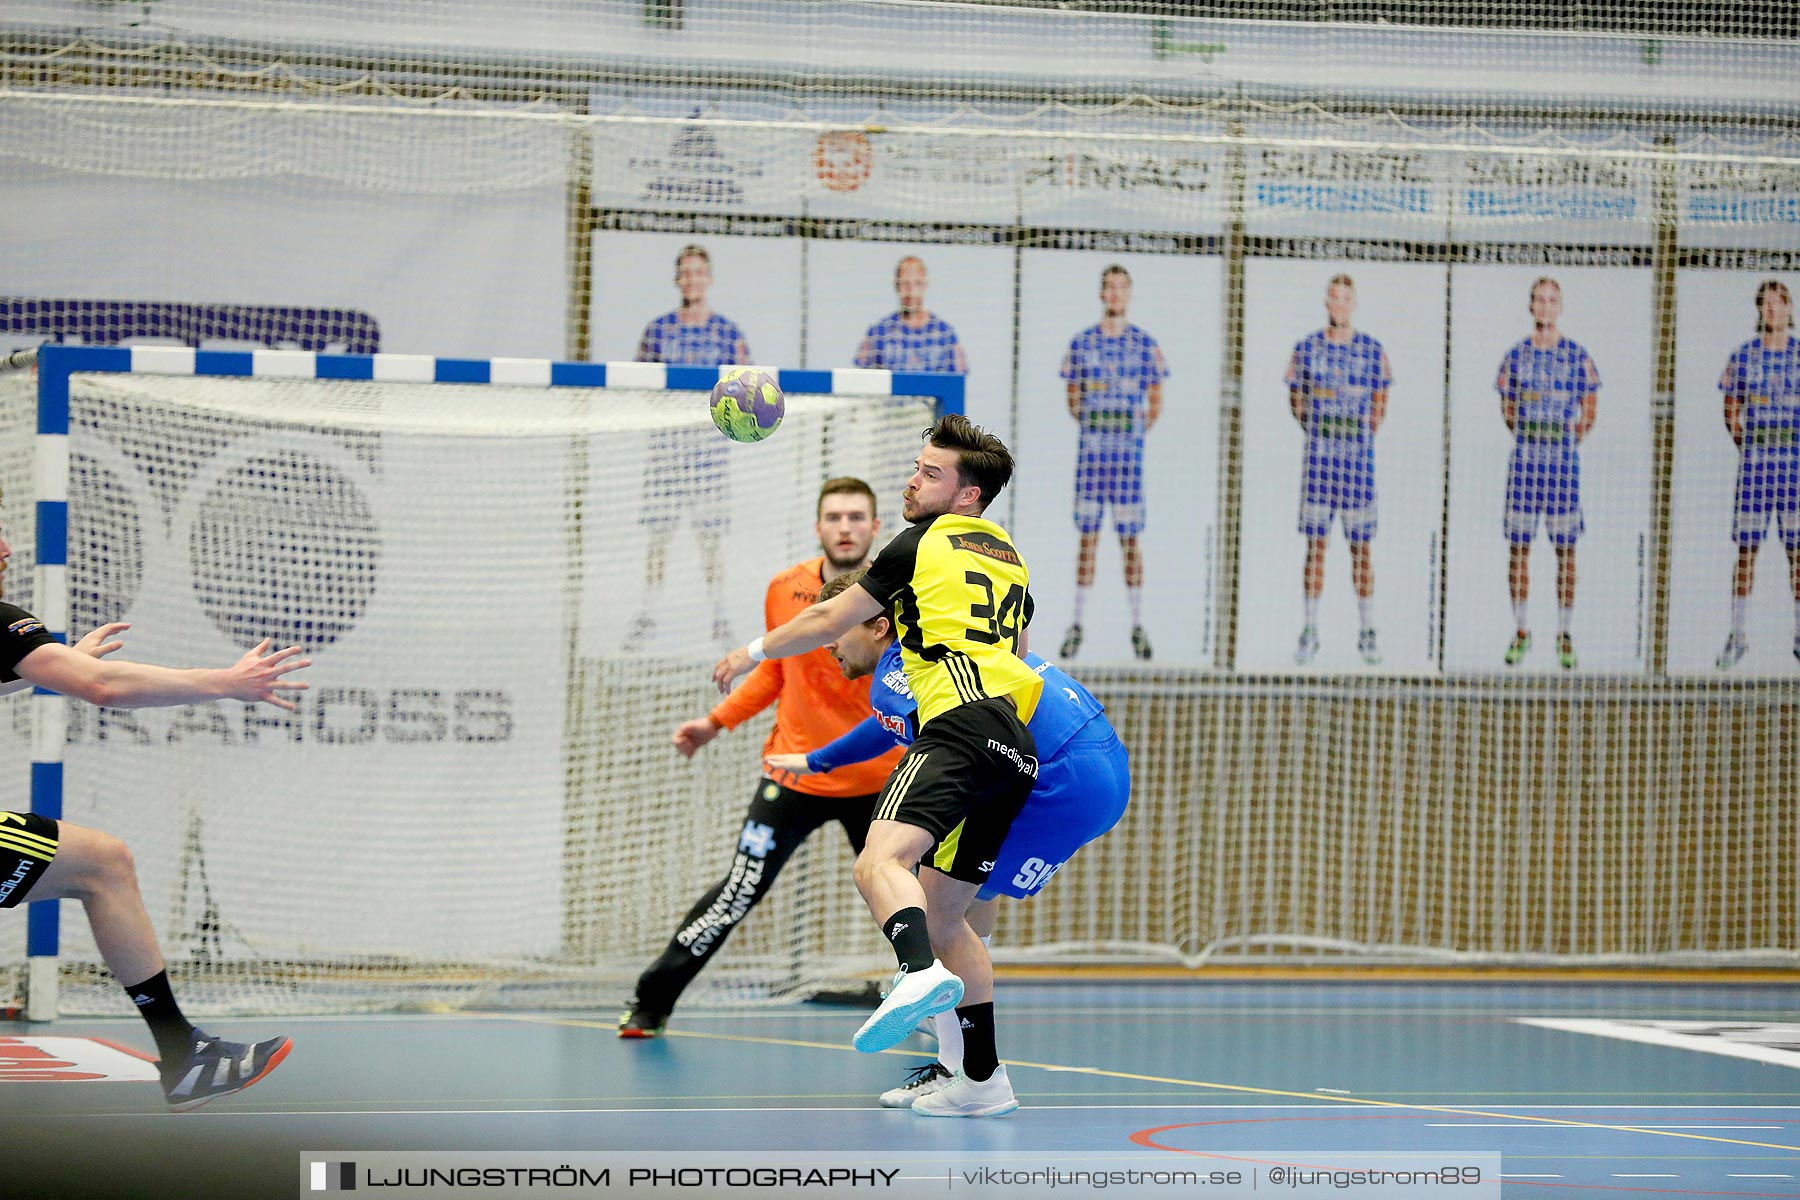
1427, 1123, 1782, 1129
1728, 1174, 1796, 1179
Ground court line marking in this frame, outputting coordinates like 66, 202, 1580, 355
501, 1015, 1800, 1154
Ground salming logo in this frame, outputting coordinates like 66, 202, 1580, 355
0, 858, 33, 905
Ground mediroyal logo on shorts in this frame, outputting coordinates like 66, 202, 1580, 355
987, 739, 1038, 778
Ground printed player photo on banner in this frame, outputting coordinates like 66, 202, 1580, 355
588, 230, 802, 370
802, 240, 1013, 435
1010, 248, 1223, 668
1236, 258, 1447, 676
585, 230, 805, 654
1668, 269, 1800, 676
1443, 263, 1654, 675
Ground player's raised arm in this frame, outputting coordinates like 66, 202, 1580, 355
713, 584, 883, 691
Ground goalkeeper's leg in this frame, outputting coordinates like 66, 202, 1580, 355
619, 780, 832, 1035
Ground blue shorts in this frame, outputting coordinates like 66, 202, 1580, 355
1732, 453, 1800, 549
1074, 437, 1146, 538
1300, 445, 1376, 543
980, 724, 1130, 901
643, 427, 728, 530
1504, 452, 1582, 546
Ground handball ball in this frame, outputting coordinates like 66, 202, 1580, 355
709, 367, 785, 443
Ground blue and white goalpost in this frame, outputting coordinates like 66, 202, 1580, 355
1, 344, 958, 1018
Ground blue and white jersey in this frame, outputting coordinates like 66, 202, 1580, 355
1286, 330, 1391, 458
1721, 334, 1800, 463
1495, 336, 1599, 465
636, 311, 750, 367
1060, 324, 1169, 444
854, 312, 967, 375
810, 643, 1106, 774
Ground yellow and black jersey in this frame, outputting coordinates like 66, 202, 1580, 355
856, 513, 1042, 728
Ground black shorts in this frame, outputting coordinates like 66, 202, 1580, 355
873, 698, 1039, 886
0, 811, 59, 909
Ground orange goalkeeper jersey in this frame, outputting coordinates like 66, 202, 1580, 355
709, 557, 903, 798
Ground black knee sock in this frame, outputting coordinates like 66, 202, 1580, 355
882, 907, 934, 974
123, 971, 198, 1065
956, 1002, 998, 1082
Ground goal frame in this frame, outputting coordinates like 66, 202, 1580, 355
17, 342, 963, 1019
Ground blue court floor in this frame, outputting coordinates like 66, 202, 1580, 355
4, 980, 1799, 1199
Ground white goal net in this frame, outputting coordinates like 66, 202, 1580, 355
0, 361, 933, 1014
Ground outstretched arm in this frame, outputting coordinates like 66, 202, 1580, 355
713, 586, 883, 691
16, 637, 311, 710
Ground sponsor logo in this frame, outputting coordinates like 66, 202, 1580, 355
130, 993, 153, 1007
986, 739, 1038, 778
881, 667, 911, 696
876, 710, 909, 738
1011, 856, 1063, 892
0, 857, 35, 905
889, 921, 909, 936
814, 131, 873, 194
6, 617, 45, 638
950, 532, 1021, 566
632, 115, 762, 206
737, 820, 776, 859
675, 853, 767, 956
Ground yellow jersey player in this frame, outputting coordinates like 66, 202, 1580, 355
713, 413, 1040, 1118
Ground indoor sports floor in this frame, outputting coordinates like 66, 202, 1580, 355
5, 979, 1800, 1199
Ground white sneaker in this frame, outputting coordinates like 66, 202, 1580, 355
912, 1064, 1019, 1118
1717, 632, 1747, 671
1294, 625, 1320, 665
878, 1060, 953, 1108
853, 961, 963, 1054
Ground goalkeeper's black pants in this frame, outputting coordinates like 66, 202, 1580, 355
632, 777, 879, 1013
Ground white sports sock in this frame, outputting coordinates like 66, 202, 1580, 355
1557, 605, 1574, 636
933, 1009, 964, 1075
1511, 601, 1528, 632
1732, 595, 1748, 638
1126, 585, 1143, 625
1303, 595, 1320, 627
1357, 596, 1374, 631
1072, 586, 1090, 626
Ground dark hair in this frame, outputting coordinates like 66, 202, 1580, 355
1101, 263, 1131, 286
818, 567, 892, 632
817, 476, 877, 520
1756, 279, 1794, 329
924, 412, 1014, 513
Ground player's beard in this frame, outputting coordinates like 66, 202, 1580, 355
824, 544, 865, 572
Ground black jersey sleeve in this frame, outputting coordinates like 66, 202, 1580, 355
857, 519, 932, 606
0, 602, 55, 684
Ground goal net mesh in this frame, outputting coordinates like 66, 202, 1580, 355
0, 366, 932, 1014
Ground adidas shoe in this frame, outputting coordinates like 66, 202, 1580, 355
161, 1030, 292, 1112
1293, 625, 1320, 665
617, 1001, 669, 1039
1504, 631, 1531, 666
1717, 632, 1747, 671
1059, 624, 1082, 660
1130, 625, 1153, 661
853, 960, 963, 1054
1357, 627, 1380, 666
912, 1064, 1019, 1118
878, 1060, 954, 1108
1557, 633, 1577, 671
